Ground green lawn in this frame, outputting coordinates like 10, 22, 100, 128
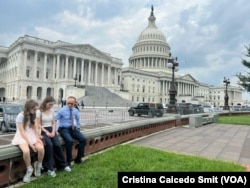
18, 115, 249, 188
217, 114, 250, 125
19, 144, 245, 188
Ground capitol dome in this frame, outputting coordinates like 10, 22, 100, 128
137, 27, 166, 43
136, 7, 166, 44
129, 6, 171, 72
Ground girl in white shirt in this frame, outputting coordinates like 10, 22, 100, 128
12, 99, 44, 183
36, 96, 71, 177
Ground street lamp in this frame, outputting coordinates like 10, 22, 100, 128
166, 52, 179, 113
223, 77, 230, 110
74, 74, 77, 87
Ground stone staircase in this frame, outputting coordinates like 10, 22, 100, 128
79, 86, 137, 108
10, 86, 137, 108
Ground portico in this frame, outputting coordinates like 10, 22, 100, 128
0, 35, 122, 102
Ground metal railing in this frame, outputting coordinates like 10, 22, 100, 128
79, 109, 144, 127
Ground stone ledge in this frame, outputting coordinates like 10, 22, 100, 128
0, 115, 185, 187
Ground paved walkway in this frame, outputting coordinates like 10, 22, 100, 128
130, 123, 250, 166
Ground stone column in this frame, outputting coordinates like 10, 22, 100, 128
34, 51, 38, 79
65, 56, 69, 79
183, 83, 185, 96
61, 57, 65, 79
182, 83, 185, 95
179, 82, 181, 96
81, 59, 84, 83
95, 62, 98, 85
23, 49, 27, 77
114, 68, 117, 85
73, 57, 77, 78
56, 54, 60, 79
162, 81, 165, 96
177, 82, 180, 96
43, 53, 47, 80
151, 57, 154, 68
19, 83, 26, 100
68, 58, 72, 78
119, 69, 121, 85
192, 85, 194, 96
88, 61, 91, 84
102, 63, 105, 85
52, 55, 56, 79
31, 85, 37, 100
14, 81, 19, 100
188, 84, 191, 95
107, 65, 111, 85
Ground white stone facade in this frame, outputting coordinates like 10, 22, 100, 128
0, 35, 122, 103
119, 6, 243, 106
209, 86, 242, 106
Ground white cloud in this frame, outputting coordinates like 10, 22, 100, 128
0, 0, 250, 100
35, 27, 64, 41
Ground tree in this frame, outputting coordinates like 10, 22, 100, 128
236, 44, 250, 92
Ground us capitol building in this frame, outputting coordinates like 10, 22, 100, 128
0, 6, 243, 107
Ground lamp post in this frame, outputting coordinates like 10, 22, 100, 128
166, 52, 178, 113
223, 77, 230, 110
74, 74, 77, 87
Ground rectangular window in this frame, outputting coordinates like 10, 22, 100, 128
26, 70, 29, 77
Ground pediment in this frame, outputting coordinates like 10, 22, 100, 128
180, 74, 197, 82
64, 44, 109, 59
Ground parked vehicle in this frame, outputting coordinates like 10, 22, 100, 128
191, 104, 204, 114
203, 105, 214, 113
128, 102, 164, 118
162, 103, 167, 111
0, 104, 23, 133
176, 103, 193, 115
230, 105, 243, 111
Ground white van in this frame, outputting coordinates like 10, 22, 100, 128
0, 104, 23, 133
203, 105, 214, 113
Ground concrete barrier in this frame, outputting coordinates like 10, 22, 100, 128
189, 113, 217, 128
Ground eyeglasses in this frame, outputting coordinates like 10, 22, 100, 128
67, 102, 74, 105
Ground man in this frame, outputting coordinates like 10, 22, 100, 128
56, 96, 86, 165
80, 100, 84, 109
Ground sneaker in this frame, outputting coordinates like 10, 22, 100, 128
34, 161, 42, 177
23, 167, 33, 183
64, 166, 71, 172
47, 170, 56, 177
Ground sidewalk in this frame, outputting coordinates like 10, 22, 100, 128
130, 123, 250, 166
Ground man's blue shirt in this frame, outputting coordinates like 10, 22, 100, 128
56, 106, 80, 128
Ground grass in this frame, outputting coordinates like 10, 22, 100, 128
217, 114, 250, 125
18, 115, 249, 188
19, 145, 245, 188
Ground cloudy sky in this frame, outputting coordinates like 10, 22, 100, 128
0, 0, 250, 97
